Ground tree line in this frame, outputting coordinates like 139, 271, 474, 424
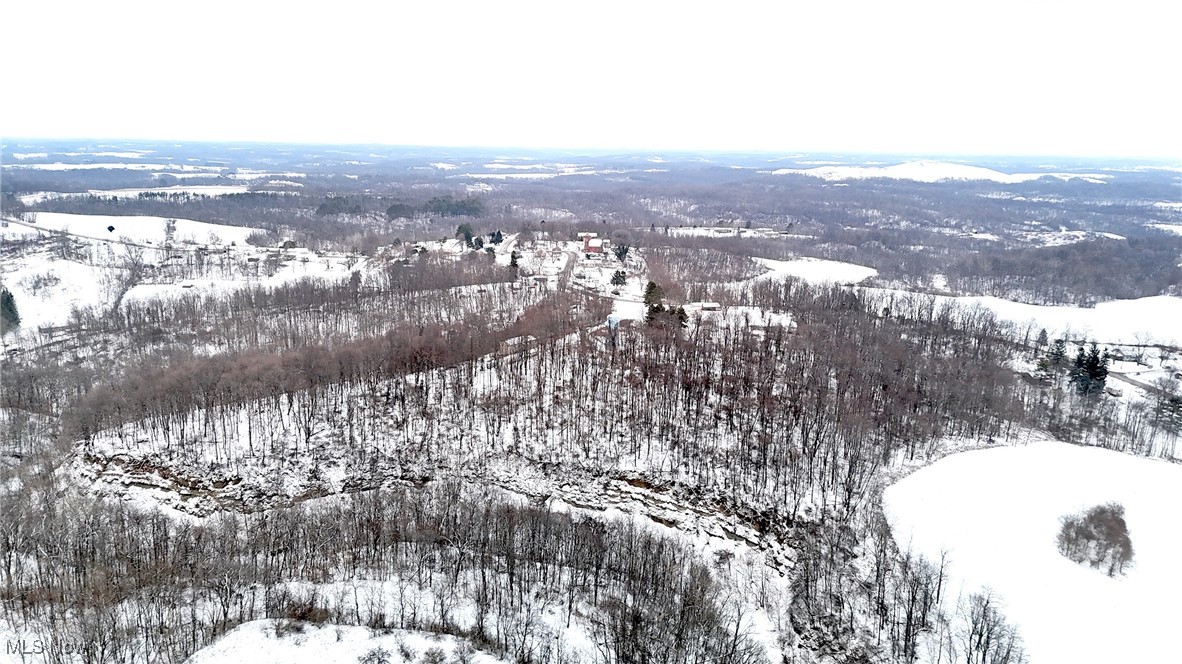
0, 478, 765, 663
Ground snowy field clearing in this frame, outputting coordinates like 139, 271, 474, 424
227, 169, 306, 181
459, 171, 560, 180
1147, 223, 1182, 236
185, 621, 507, 664
610, 298, 646, 321
0, 256, 109, 330
660, 226, 781, 238
1013, 229, 1126, 247
3, 162, 223, 172
868, 288, 1182, 346
121, 250, 358, 307
20, 185, 253, 203
59, 150, 151, 158
482, 162, 555, 170
515, 206, 575, 220
884, 440, 1182, 664
754, 256, 878, 284
703, 305, 793, 329
9, 212, 260, 246
0, 245, 356, 332
770, 161, 1111, 184
0, 214, 365, 331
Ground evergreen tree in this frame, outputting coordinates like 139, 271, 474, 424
646, 302, 665, 324
456, 223, 475, 247
1045, 338, 1067, 369
673, 305, 688, 328
0, 287, 18, 335
1070, 342, 1109, 395
611, 270, 627, 286
1087, 343, 1109, 385
643, 281, 665, 307
1032, 328, 1049, 360
646, 303, 688, 330
1035, 328, 1049, 349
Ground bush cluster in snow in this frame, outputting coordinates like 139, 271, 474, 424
1057, 502, 1134, 576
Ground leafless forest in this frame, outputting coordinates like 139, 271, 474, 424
2, 142, 1181, 663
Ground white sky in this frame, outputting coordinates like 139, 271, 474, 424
4, 0, 1180, 158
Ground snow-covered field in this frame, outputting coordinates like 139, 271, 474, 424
121, 249, 358, 307
661, 226, 781, 238
185, 621, 507, 664
0, 257, 109, 330
754, 257, 878, 285
1147, 223, 1182, 237
8, 212, 260, 246
770, 161, 1111, 185
884, 440, 1182, 664
0, 213, 362, 331
868, 288, 1182, 346
20, 185, 253, 204
1016, 229, 1126, 247
691, 304, 793, 330
3, 161, 222, 172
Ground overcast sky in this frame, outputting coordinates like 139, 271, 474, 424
5, 1, 1179, 159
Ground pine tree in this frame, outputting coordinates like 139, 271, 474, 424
456, 223, 475, 247
0, 286, 18, 335
1086, 343, 1109, 386
1070, 342, 1109, 396
1032, 328, 1049, 359
645, 304, 688, 331
643, 281, 665, 307
645, 302, 665, 324
1046, 338, 1067, 368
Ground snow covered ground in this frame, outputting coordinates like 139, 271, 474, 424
884, 440, 1182, 664
6, 212, 260, 246
660, 226, 781, 238
753, 257, 878, 285
868, 288, 1182, 346
19, 185, 254, 203
0, 255, 109, 331
3, 161, 222, 172
185, 621, 507, 664
1147, 223, 1182, 237
769, 161, 1112, 184
121, 247, 359, 307
0, 213, 361, 331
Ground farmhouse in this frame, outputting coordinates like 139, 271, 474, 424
577, 232, 610, 255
